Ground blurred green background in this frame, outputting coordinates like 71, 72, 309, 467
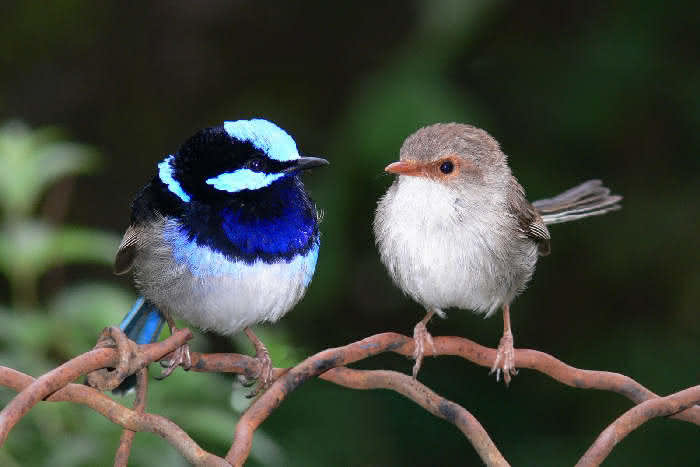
0, 1, 698, 465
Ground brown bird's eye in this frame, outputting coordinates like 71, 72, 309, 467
439, 160, 454, 174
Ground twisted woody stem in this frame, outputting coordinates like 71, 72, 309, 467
114, 368, 149, 467
0, 328, 697, 467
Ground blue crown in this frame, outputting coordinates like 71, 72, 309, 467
158, 119, 305, 202
223, 119, 300, 162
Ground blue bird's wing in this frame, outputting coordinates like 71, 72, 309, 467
114, 225, 138, 275
112, 297, 166, 395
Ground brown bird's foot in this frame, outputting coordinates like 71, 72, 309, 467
244, 328, 274, 398
489, 303, 518, 385
157, 341, 192, 380
490, 330, 517, 385
412, 311, 437, 379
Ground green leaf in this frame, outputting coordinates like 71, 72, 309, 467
0, 121, 98, 218
0, 221, 119, 281
48, 283, 135, 356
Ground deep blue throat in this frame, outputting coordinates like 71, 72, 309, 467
180, 176, 318, 264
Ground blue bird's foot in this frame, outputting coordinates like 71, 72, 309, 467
243, 328, 274, 398
157, 314, 192, 380
157, 341, 192, 379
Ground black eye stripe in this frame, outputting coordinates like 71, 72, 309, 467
439, 160, 454, 174
245, 156, 283, 173
246, 157, 265, 171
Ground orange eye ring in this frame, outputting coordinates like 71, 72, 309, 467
434, 157, 459, 178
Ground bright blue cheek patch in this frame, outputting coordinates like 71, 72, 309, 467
207, 169, 285, 193
223, 119, 300, 162
158, 155, 191, 202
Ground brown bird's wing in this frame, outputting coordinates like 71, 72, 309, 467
507, 176, 551, 256
114, 225, 139, 275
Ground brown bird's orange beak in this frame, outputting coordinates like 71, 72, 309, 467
384, 160, 427, 177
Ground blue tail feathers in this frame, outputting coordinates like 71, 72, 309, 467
120, 297, 166, 345
112, 297, 166, 395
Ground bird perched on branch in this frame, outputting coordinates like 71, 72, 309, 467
374, 123, 621, 384
112, 119, 328, 394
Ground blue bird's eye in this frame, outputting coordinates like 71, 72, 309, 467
246, 157, 266, 172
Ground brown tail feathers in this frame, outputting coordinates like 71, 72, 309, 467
533, 179, 622, 225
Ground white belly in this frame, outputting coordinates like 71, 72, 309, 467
132, 218, 318, 335
375, 177, 537, 316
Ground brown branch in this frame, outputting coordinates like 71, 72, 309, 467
189, 351, 263, 380
0, 327, 192, 446
192, 352, 508, 462
1, 328, 697, 466
187, 334, 698, 426
194, 337, 700, 425
433, 337, 700, 426
86, 326, 192, 391
223, 332, 698, 466
114, 368, 149, 467
225, 333, 419, 465
576, 385, 700, 466
0, 367, 229, 466
320, 367, 509, 466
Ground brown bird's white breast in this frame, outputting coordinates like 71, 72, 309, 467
374, 175, 538, 316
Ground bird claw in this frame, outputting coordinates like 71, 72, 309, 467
489, 331, 517, 385
235, 373, 257, 388
157, 343, 192, 380
412, 319, 436, 379
245, 347, 273, 398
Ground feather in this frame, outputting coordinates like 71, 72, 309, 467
114, 225, 139, 275
506, 176, 551, 255
533, 180, 622, 226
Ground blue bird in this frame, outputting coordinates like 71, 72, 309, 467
112, 119, 328, 394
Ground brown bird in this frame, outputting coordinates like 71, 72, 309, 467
374, 123, 621, 383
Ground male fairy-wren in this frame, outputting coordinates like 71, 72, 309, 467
113, 119, 328, 394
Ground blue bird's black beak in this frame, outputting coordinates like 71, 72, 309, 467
283, 156, 329, 173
